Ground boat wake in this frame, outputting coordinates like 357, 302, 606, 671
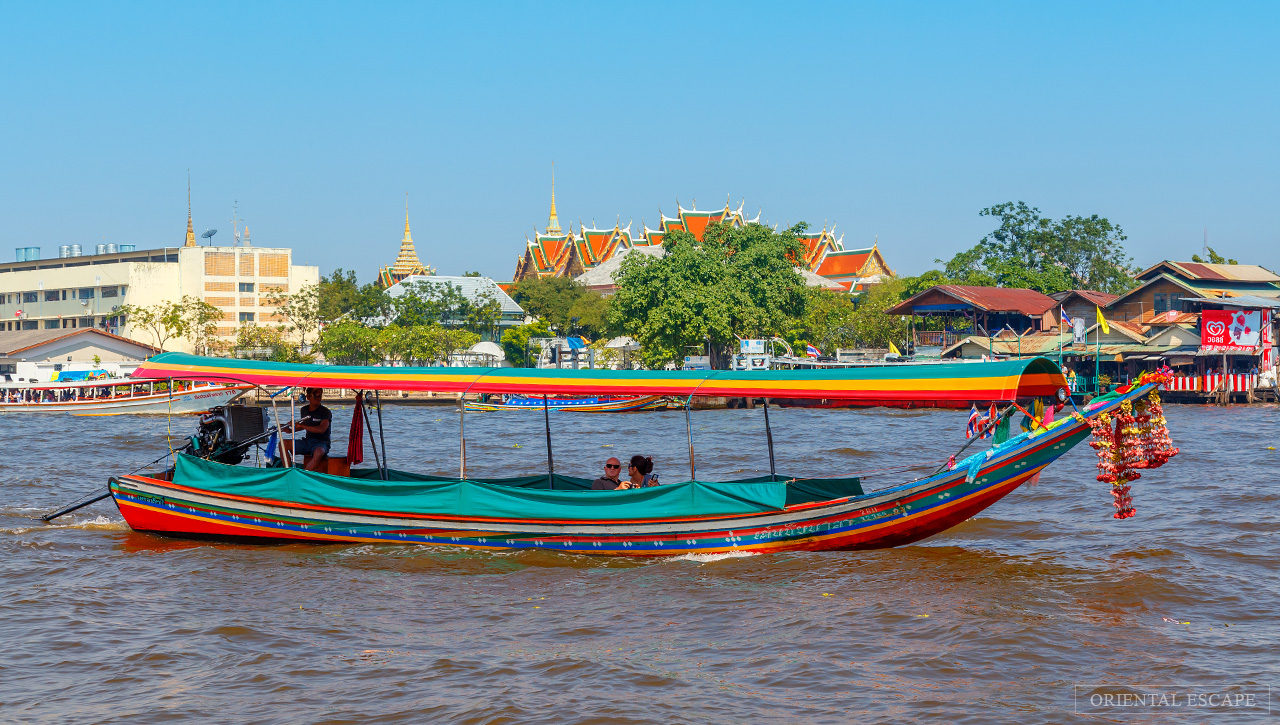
671, 550, 761, 564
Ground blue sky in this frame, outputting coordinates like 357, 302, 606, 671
1, 2, 1276, 282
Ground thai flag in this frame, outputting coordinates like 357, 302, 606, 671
982, 403, 997, 439
805, 344, 820, 358
966, 405, 981, 438
1060, 307, 1074, 327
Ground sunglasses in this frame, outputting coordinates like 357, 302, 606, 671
605, 464, 620, 469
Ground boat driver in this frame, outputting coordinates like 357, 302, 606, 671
591, 457, 623, 490
285, 387, 332, 471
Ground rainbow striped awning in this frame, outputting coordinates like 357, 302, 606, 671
131, 353, 1067, 403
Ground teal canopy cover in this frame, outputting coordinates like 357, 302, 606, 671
173, 456, 860, 521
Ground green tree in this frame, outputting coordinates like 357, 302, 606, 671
788, 288, 859, 354
1192, 247, 1238, 265
391, 280, 499, 336
179, 296, 224, 356
940, 201, 1136, 295
500, 319, 551, 368
318, 268, 360, 322
509, 276, 610, 338
316, 320, 380, 365
265, 283, 322, 349
376, 325, 443, 367
318, 268, 392, 324
847, 278, 910, 349
608, 221, 808, 369
119, 300, 186, 352
234, 324, 307, 362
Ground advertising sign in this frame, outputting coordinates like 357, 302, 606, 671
740, 339, 766, 354
1200, 309, 1262, 351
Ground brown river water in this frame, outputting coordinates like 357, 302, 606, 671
1, 402, 1276, 723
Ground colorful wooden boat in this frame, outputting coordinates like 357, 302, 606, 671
464, 394, 669, 413
103, 353, 1174, 555
0, 379, 252, 415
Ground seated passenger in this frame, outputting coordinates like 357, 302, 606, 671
284, 387, 332, 471
625, 455, 659, 488
592, 457, 623, 490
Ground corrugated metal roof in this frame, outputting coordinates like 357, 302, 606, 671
889, 285, 1057, 316
0, 328, 160, 356
1180, 294, 1280, 310
1137, 260, 1280, 283
1050, 289, 1119, 307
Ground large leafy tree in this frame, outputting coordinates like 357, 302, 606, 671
317, 268, 391, 323
500, 319, 551, 368
510, 276, 610, 338
265, 283, 322, 349
941, 201, 1136, 295
609, 222, 808, 369
392, 280, 500, 336
315, 320, 380, 365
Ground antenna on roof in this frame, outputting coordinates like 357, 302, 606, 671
1203, 227, 1208, 259
201, 229, 217, 246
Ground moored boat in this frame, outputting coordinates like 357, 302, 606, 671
0, 379, 252, 415
97, 353, 1179, 554
464, 394, 669, 412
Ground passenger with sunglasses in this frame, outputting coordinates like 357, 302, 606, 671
591, 457, 624, 490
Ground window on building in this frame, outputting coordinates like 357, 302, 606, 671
119, 285, 127, 296
239, 312, 255, 323
44, 319, 60, 329
0, 364, 15, 374
22, 320, 38, 330
101, 286, 119, 298
61, 290, 68, 300
22, 292, 38, 303
1153, 293, 1167, 313
239, 282, 255, 293
78, 288, 95, 300
44, 290, 60, 301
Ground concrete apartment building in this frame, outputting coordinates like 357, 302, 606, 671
0, 245, 319, 353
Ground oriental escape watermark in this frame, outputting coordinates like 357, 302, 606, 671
1074, 685, 1269, 714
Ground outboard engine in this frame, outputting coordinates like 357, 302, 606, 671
192, 405, 271, 464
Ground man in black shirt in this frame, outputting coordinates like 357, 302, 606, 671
287, 387, 332, 471
591, 457, 623, 490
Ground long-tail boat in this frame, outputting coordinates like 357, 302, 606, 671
464, 393, 668, 413
101, 353, 1178, 555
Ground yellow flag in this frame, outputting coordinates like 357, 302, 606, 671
889, 341, 901, 355
1096, 306, 1110, 335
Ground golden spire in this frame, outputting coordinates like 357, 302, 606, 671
391, 193, 429, 277
403, 192, 413, 243
184, 171, 197, 247
546, 162, 562, 235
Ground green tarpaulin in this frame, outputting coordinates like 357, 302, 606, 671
173, 455, 861, 521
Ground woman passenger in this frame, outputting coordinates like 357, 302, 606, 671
620, 455, 659, 489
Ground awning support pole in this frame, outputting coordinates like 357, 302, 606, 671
364, 393, 383, 478
685, 395, 696, 481
288, 387, 297, 467
374, 390, 388, 480
762, 397, 777, 482
543, 395, 554, 489
459, 393, 466, 479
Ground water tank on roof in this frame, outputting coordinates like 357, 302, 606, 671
96, 244, 107, 255
70, 244, 82, 257
119, 244, 135, 252
59, 245, 71, 258
14, 247, 40, 262
106, 243, 117, 254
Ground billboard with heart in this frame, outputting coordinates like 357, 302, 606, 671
1200, 309, 1262, 351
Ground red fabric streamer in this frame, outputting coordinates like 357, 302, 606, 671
347, 392, 365, 465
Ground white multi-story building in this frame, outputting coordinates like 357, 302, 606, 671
0, 244, 319, 352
